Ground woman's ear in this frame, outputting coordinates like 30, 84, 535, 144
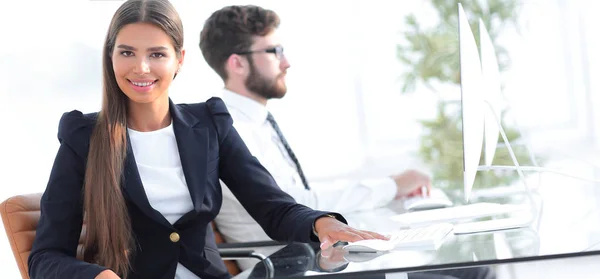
173, 49, 185, 80
178, 49, 186, 68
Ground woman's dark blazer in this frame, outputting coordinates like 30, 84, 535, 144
28, 97, 339, 279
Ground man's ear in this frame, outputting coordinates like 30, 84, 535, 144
226, 54, 249, 76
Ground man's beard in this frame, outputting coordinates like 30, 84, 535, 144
245, 57, 287, 100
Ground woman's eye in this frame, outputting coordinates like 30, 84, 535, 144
150, 53, 166, 58
120, 51, 134, 57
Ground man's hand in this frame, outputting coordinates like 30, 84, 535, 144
391, 169, 432, 199
314, 216, 388, 250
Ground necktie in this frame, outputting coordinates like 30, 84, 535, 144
266, 112, 311, 190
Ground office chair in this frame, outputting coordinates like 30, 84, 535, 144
1, 193, 275, 279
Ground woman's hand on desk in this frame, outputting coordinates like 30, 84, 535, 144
95, 270, 121, 279
391, 169, 432, 199
314, 216, 388, 250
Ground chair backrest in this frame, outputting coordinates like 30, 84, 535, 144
0, 193, 240, 278
212, 222, 241, 275
0, 193, 86, 279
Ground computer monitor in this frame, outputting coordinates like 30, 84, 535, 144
391, 11, 539, 231
479, 18, 503, 168
458, 5, 536, 208
427, 4, 535, 233
458, 3, 485, 202
478, 19, 541, 172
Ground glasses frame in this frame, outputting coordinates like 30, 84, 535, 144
236, 45, 284, 60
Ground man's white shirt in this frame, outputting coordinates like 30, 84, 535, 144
214, 89, 397, 270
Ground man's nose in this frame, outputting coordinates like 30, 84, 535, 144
280, 55, 291, 69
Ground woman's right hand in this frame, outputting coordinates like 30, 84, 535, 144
95, 270, 121, 279
314, 216, 388, 250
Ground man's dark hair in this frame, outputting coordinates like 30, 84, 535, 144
199, 5, 280, 81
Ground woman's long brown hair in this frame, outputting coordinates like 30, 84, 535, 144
82, 0, 183, 277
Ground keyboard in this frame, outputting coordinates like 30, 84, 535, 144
390, 202, 528, 225
452, 216, 532, 234
391, 222, 454, 249
343, 223, 454, 252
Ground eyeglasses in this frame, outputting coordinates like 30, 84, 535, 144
236, 45, 284, 60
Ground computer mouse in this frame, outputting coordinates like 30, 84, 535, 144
342, 236, 398, 253
405, 198, 453, 212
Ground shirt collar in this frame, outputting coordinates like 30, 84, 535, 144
222, 89, 269, 124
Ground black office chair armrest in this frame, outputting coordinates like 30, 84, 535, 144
217, 245, 278, 278
218, 249, 267, 261
217, 240, 286, 249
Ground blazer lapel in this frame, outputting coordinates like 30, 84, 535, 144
121, 99, 208, 227
170, 100, 209, 216
123, 135, 172, 227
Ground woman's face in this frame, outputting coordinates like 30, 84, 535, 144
112, 22, 184, 106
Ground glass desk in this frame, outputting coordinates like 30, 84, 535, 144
232, 185, 600, 279
235, 243, 600, 279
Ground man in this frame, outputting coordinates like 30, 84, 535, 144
198, 6, 494, 279
198, 3, 431, 267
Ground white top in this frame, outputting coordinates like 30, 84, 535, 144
128, 122, 199, 279
215, 89, 398, 270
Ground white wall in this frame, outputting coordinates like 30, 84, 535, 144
1, 0, 597, 277
580, 0, 600, 151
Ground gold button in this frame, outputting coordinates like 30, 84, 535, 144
169, 232, 180, 243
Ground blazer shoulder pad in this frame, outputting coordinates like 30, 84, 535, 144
204, 97, 233, 144
57, 110, 98, 146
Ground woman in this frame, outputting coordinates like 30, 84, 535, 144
27, 0, 385, 279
